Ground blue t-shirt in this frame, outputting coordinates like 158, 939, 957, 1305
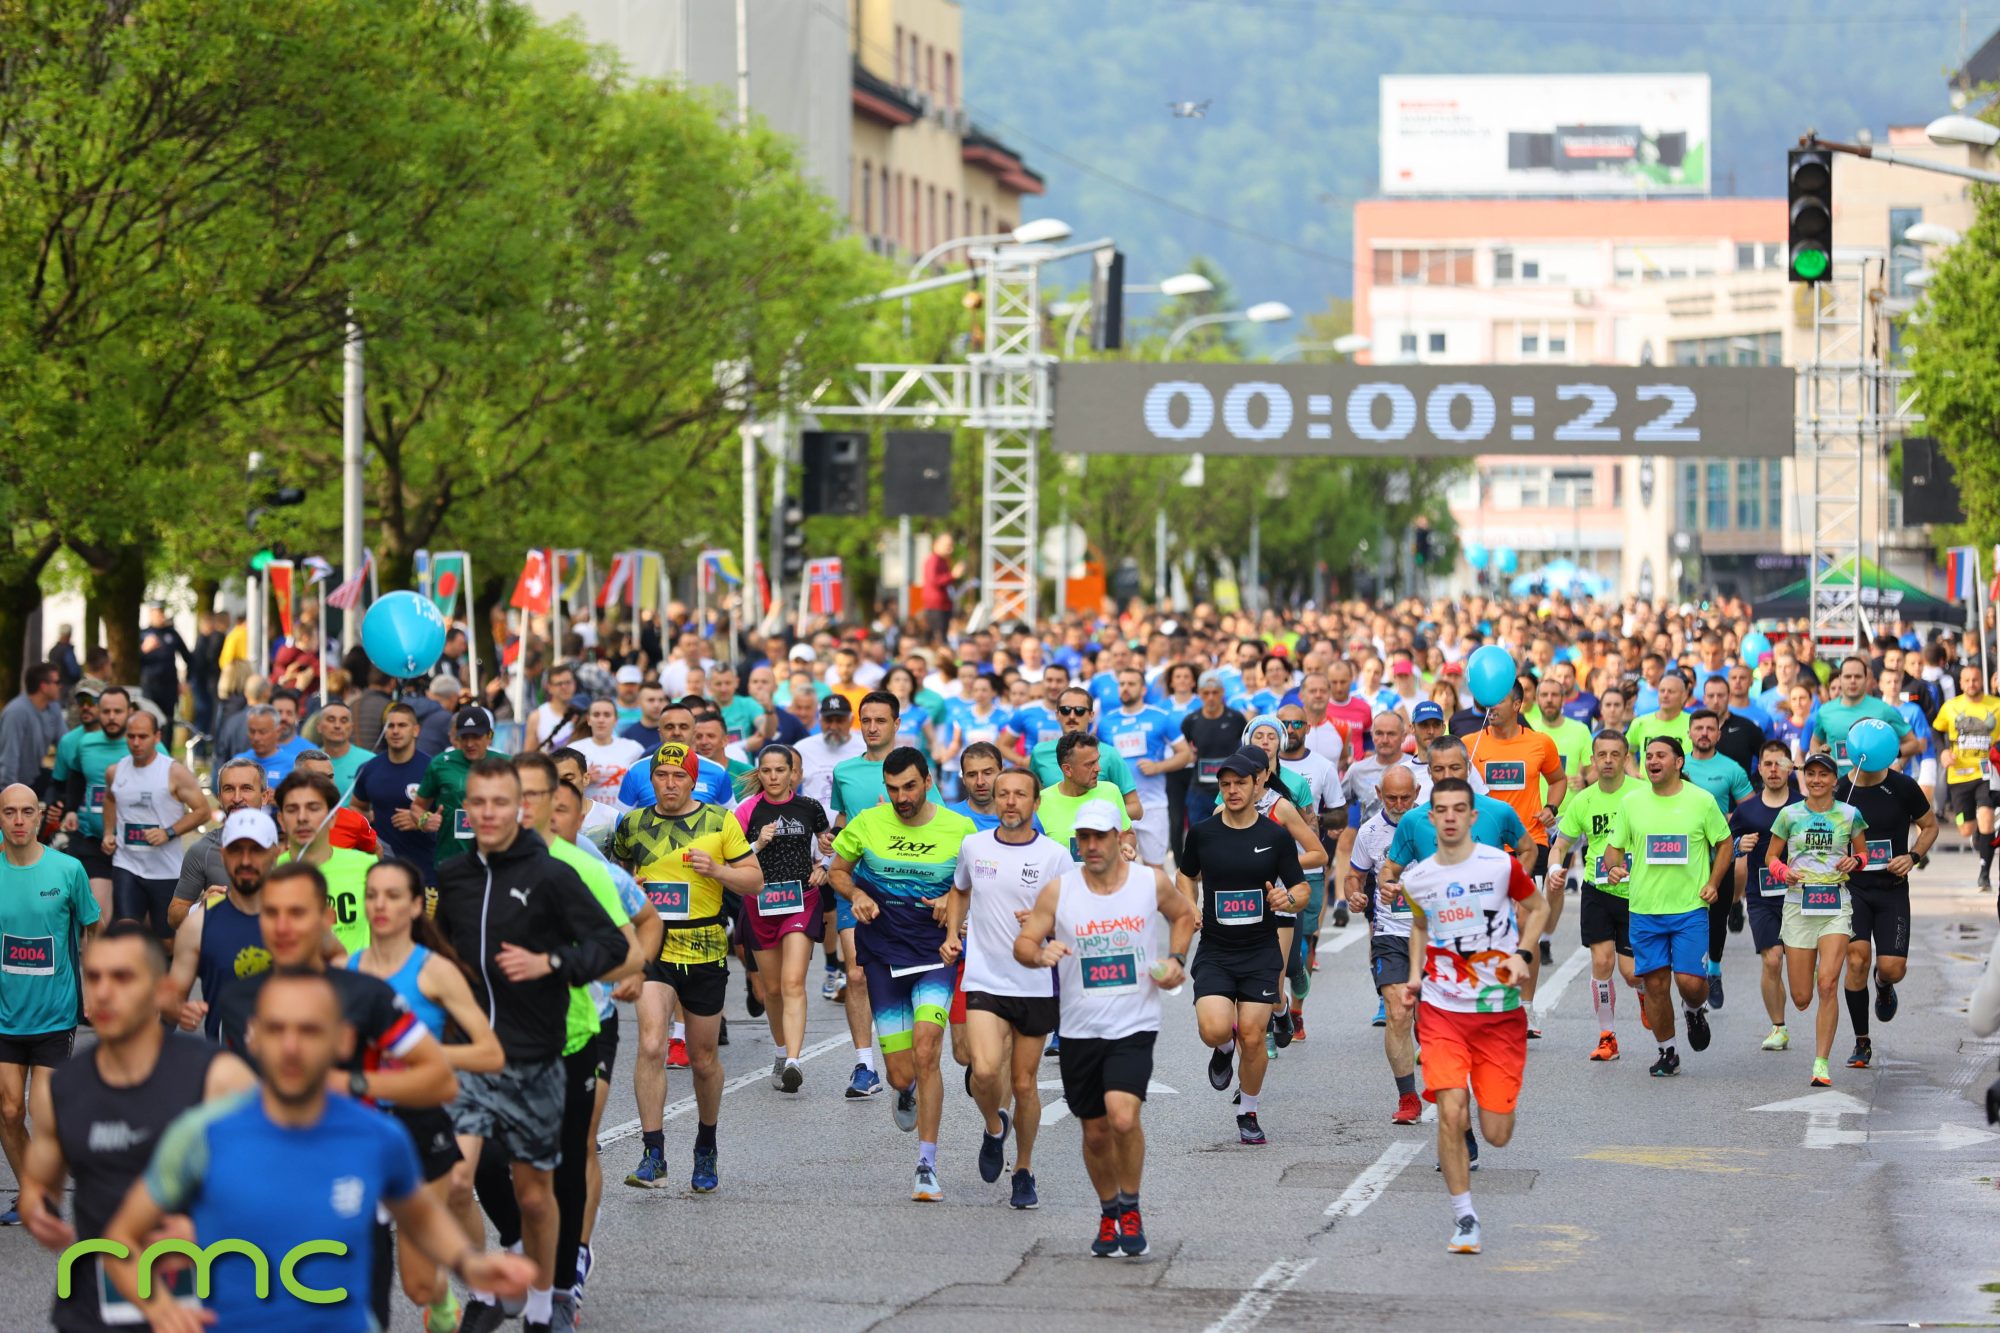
230, 735, 311, 791
1086, 674, 1121, 716
1097, 705, 1180, 806
351, 750, 438, 869
0, 848, 98, 1035
945, 701, 1013, 749
1562, 694, 1601, 726
1729, 702, 1775, 737
617, 752, 734, 809
145, 1089, 421, 1332
1011, 703, 1060, 749
620, 722, 663, 750
1387, 794, 1529, 865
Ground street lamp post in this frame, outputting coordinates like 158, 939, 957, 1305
1059, 272, 1214, 357
1273, 333, 1372, 362
1161, 301, 1294, 360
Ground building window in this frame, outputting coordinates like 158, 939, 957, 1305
1399, 332, 1418, 355
943, 190, 954, 241
1735, 460, 1761, 529
861, 160, 873, 235
943, 53, 956, 109
1705, 461, 1729, 529
910, 35, 921, 90
894, 25, 904, 84
964, 198, 972, 235
1494, 249, 1514, 282
1376, 248, 1476, 286
1520, 332, 1539, 354
1428, 332, 1446, 353
1521, 259, 1540, 281
1767, 457, 1784, 529
1547, 333, 1567, 355
912, 180, 923, 253
928, 185, 938, 251
926, 45, 936, 97
892, 173, 903, 247
1681, 462, 1700, 530
1736, 242, 1756, 270
1670, 332, 1782, 367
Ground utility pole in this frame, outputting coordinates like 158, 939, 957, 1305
342, 316, 365, 623
735, 0, 756, 650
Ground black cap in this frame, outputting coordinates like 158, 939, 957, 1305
818, 693, 852, 717
1800, 751, 1838, 774
1643, 734, 1685, 760
452, 705, 494, 737
1217, 747, 1269, 779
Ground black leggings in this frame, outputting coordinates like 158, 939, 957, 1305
1707, 892, 1730, 967
470, 1039, 598, 1289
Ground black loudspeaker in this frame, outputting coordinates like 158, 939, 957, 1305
801, 430, 869, 516
882, 431, 953, 517
1902, 436, 1965, 527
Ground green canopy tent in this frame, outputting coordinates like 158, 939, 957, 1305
1754, 556, 1961, 624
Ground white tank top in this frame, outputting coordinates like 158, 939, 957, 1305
1054, 862, 1164, 1040
108, 754, 186, 879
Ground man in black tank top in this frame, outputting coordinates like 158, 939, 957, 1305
164, 807, 281, 1039
18, 924, 254, 1333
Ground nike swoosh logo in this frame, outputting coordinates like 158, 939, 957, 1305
1253, 845, 1272, 853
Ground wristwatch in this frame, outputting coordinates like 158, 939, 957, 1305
546, 951, 563, 975
350, 1070, 370, 1099
1914, 851, 1930, 871
1514, 948, 1535, 966
1169, 951, 1187, 965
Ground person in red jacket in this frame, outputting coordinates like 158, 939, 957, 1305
922, 535, 965, 644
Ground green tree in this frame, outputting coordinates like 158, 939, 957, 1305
1907, 181, 2000, 552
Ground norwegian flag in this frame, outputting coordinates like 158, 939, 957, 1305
805, 557, 845, 617
599, 551, 635, 609
509, 549, 553, 613
326, 552, 373, 610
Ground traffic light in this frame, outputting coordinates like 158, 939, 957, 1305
1788, 147, 1833, 283
1091, 249, 1125, 352
777, 503, 806, 582
244, 450, 306, 531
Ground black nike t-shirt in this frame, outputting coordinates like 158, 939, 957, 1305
1836, 769, 1930, 891
1180, 811, 1303, 948
1728, 787, 1800, 901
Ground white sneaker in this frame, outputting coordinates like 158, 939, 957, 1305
1761, 1026, 1790, 1052
912, 1163, 943, 1202
1448, 1214, 1481, 1254
769, 1054, 786, 1089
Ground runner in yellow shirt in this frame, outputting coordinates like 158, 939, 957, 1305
1935, 664, 2000, 889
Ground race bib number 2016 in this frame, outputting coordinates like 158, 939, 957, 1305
1214, 887, 1265, 924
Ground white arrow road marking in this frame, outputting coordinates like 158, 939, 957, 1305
1038, 1077, 1177, 1127
597, 1034, 850, 1149
1749, 1089, 1997, 1150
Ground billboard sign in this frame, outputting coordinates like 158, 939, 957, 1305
1380, 74, 1710, 195
1049, 364, 1791, 460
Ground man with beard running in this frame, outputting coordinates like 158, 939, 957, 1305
946, 768, 1074, 1209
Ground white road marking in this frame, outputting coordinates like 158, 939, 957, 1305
1324, 1137, 1422, 1218
1535, 945, 1591, 1018
1317, 922, 1370, 953
1743, 1090, 1996, 1151
1037, 1077, 1178, 1127
597, 1034, 849, 1148
1206, 1257, 1319, 1333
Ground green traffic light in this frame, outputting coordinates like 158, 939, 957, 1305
1792, 248, 1830, 280
250, 549, 275, 572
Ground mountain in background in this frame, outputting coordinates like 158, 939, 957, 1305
961, 0, 1982, 338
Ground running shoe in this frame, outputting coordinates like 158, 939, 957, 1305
1208, 1045, 1234, 1091
1392, 1091, 1422, 1124
1846, 1036, 1872, 1069
718, 1017, 729, 1046
1525, 1020, 1542, 1040
781, 1061, 803, 1094
1707, 970, 1724, 1010
691, 1146, 719, 1193
1272, 1007, 1295, 1048
573, 1241, 592, 1301
821, 968, 843, 1001
1045, 1034, 1061, 1059
547, 1291, 577, 1333
457, 1301, 506, 1333
666, 1036, 689, 1068
1811, 1057, 1832, 1088
893, 1084, 919, 1132
1331, 901, 1350, 929
1434, 1129, 1479, 1172
979, 1109, 1011, 1183
745, 986, 765, 1019
964, 1065, 974, 1098
1981, 866, 1993, 892
1118, 1207, 1148, 1257
846, 1063, 883, 1098
1290, 1008, 1307, 1042
1372, 998, 1387, 1027
1447, 1215, 1482, 1255
1875, 980, 1899, 1023
1728, 899, 1745, 933
1308, 938, 1319, 973
769, 1054, 786, 1090
1761, 1026, 1790, 1051
624, 1149, 668, 1188
0, 1199, 18, 1226
1237, 1112, 1267, 1145
1648, 1048, 1681, 1077
1685, 1006, 1712, 1053
1010, 1168, 1038, 1210
1538, 939, 1554, 966
1092, 1214, 1121, 1257
911, 1163, 943, 1202
1589, 1031, 1619, 1062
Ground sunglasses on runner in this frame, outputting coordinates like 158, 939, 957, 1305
1057, 705, 1091, 717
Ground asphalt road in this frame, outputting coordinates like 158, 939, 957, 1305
7, 852, 2000, 1331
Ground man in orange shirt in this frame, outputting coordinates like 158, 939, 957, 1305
1465, 681, 1566, 1035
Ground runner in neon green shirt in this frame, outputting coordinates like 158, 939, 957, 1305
1531, 676, 1594, 779
1547, 730, 1641, 1062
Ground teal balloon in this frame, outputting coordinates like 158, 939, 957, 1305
1496, 547, 1518, 575
1465, 544, 1489, 571
1466, 644, 1516, 709
362, 591, 447, 680
1847, 718, 1899, 773
1740, 631, 1772, 665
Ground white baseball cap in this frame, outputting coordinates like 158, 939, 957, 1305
1072, 800, 1123, 834
615, 665, 645, 685
221, 808, 279, 849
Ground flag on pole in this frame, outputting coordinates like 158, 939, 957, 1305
267, 561, 296, 639
754, 561, 771, 615
600, 551, 635, 609
698, 549, 743, 593
805, 557, 845, 617
327, 552, 373, 610
1990, 544, 2000, 603
302, 555, 334, 584
510, 549, 553, 613
554, 549, 592, 614
425, 551, 468, 621
637, 552, 666, 614
1947, 546, 1980, 601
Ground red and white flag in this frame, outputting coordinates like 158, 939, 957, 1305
805, 557, 845, 617
509, 549, 552, 613
599, 551, 635, 609
267, 561, 295, 639
326, 552, 373, 610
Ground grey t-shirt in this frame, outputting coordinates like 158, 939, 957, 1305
174, 826, 228, 904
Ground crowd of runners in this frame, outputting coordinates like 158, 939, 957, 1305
0, 589, 1991, 1327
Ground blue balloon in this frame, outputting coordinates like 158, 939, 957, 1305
1465, 544, 1490, 571
1466, 644, 1516, 709
1847, 717, 1900, 773
1496, 547, 1519, 575
1740, 631, 1772, 666
362, 591, 447, 680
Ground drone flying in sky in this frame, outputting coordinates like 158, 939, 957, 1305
1167, 99, 1211, 118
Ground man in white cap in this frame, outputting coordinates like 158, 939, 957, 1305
613, 665, 646, 730
164, 808, 284, 1039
